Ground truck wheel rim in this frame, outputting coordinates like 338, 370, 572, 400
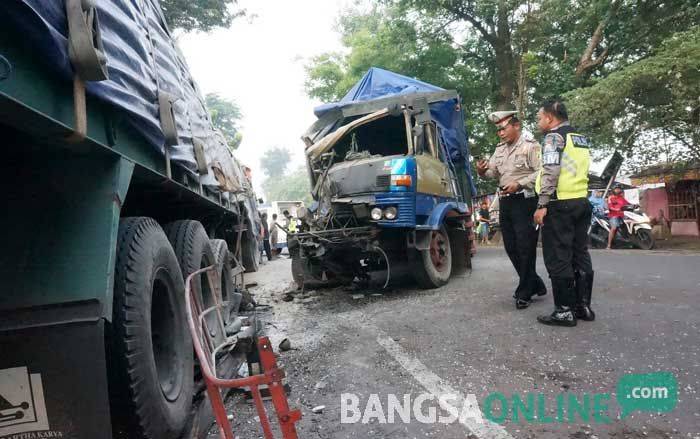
429, 230, 448, 272
151, 269, 183, 402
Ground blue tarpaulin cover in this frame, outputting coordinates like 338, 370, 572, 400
314, 67, 475, 195
4, 0, 245, 195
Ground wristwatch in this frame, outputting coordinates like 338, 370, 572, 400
537, 203, 548, 209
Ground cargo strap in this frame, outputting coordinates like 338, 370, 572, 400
64, 0, 109, 143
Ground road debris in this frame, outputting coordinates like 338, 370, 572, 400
312, 405, 325, 414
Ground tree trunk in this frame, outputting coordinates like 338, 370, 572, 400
494, 2, 515, 110
575, 1, 620, 79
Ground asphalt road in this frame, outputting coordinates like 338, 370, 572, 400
217, 247, 700, 439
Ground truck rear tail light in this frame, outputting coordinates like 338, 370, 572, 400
391, 175, 412, 187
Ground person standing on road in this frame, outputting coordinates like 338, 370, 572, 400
476, 110, 547, 309
533, 99, 595, 327
270, 213, 279, 257
261, 212, 273, 261
606, 185, 631, 249
478, 201, 492, 245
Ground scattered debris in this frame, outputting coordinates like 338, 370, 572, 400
227, 414, 234, 421
351, 294, 365, 300
245, 282, 258, 288
312, 405, 325, 414
279, 338, 292, 352
314, 380, 327, 390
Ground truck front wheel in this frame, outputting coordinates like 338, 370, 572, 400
411, 226, 452, 288
110, 217, 193, 439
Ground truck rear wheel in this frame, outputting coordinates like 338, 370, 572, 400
164, 220, 222, 344
412, 226, 452, 288
211, 238, 236, 319
110, 217, 193, 439
241, 229, 259, 273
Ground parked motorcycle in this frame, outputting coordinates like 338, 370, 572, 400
589, 205, 655, 250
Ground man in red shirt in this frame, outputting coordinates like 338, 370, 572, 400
606, 185, 630, 249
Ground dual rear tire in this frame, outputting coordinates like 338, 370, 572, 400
111, 218, 237, 439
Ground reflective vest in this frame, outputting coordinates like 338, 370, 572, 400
287, 217, 297, 233
535, 125, 590, 200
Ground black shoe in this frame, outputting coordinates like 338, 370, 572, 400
574, 271, 595, 321
535, 287, 547, 297
537, 308, 577, 327
515, 298, 531, 309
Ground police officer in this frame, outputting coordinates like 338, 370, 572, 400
477, 110, 547, 309
533, 99, 595, 327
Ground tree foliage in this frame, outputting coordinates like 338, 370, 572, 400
262, 167, 312, 204
259, 147, 292, 178
160, 0, 245, 32
305, 1, 700, 173
566, 26, 700, 164
205, 93, 243, 150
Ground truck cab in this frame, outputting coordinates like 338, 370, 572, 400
292, 72, 476, 289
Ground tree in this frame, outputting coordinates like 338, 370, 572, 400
259, 147, 291, 178
205, 93, 243, 150
160, 0, 245, 33
262, 167, 312, 204
566, 26, 700, 164
305, 1, 700, 173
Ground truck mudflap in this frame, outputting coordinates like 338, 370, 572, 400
0, 312, 112, 439
184, 265, 301, 439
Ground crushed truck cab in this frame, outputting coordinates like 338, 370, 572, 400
291, 68, 476, 289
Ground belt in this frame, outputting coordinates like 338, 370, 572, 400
499, 189, 535, 199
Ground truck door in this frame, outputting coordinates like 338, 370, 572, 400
415, 122, 454, 199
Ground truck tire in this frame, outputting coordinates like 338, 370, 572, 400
241, 229, 259, 273
163, 220, 222, 343
411, 225, 452, 288
211, 238, 236, 319
110, 217, 193, 439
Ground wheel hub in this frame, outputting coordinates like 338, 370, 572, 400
429, 230, 448, 272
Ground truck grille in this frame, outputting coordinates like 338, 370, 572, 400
375, 175, 390, 188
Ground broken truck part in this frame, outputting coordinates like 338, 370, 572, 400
292, 68, 477, 289
1, 2, 267, 438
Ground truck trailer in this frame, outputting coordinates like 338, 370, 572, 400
0, 1, 264, 438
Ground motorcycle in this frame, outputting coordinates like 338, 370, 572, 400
589, 205, 655, 250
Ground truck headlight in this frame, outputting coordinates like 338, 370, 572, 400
383, 206, 398, 220
371, 207, 383, 220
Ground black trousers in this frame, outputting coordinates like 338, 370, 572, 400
263, 239, 273, 261
499, 194, 545, 300
542, 198, 593, 279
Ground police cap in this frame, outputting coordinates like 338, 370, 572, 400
487, 110, 518, 125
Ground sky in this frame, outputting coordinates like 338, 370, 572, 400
178, 0, 352, 193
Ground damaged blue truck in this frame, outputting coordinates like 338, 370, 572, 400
291, 68, 476, 289
1, 1, 264, 438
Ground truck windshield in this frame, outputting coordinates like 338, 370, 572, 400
333, 114, 408, 161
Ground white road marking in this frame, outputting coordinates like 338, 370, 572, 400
375, 331, 514, 439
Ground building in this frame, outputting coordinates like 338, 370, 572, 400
630, 162, 700, 237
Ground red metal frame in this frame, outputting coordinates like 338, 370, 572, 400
184, 265, 301, 439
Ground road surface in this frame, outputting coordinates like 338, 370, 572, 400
217, 247, 700, 439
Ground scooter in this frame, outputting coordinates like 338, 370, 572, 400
589, 205, 655, 250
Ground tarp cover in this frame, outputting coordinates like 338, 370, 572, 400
4, 0, 243, 193
314, 67, 475, 194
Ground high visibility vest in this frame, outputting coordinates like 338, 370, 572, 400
535, 125, 590, 200
287, 218, 297, 233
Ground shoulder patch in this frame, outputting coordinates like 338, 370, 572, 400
542, 134, 562, 165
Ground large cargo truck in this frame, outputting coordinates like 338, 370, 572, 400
0, 2, 261, 438
291, 68, 477, 289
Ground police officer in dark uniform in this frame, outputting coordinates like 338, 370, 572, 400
533, 99, 595, 327
477, 111, 547, 309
